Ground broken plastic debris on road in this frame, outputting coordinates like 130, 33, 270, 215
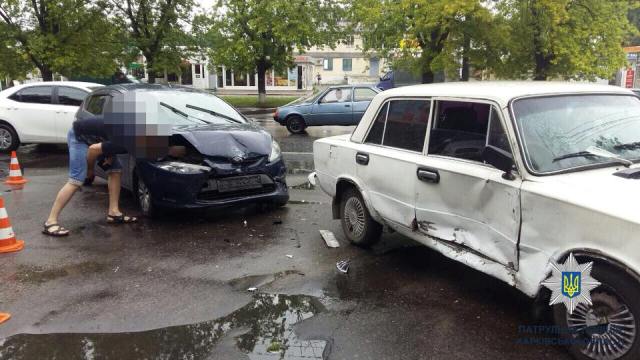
319, 230, 340, 248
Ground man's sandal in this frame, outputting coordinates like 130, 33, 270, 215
42, 223, 70, 237
106, 214, 138, 224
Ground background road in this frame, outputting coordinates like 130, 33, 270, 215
0, 114, 569, 359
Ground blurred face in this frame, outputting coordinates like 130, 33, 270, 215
335, 89, 342, 100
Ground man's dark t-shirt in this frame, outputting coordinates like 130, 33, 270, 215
72, 118, 126, 156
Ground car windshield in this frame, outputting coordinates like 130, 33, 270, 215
153, 91, 246, 125
512, 94, 640, 173
287, 90, 322, 105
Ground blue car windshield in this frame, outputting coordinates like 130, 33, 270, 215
512, 94, 640, 173
153, 91, 246, 125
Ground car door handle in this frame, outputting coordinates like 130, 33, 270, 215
417, 168, 439, 183
356, 152, 369, 165
344, 104, 351, 107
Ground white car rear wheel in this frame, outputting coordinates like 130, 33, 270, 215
339, 187, 382, 247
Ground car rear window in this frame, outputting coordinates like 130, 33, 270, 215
365, 100, 430, 152
58, 87, 88, 106
85, 95, 109, 115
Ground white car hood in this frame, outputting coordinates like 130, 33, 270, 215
527, 165, 640, 224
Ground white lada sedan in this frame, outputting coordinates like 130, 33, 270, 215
313, 82, 640, 360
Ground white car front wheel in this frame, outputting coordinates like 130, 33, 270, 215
553, 264, 639, 360
0, 124, 19, 152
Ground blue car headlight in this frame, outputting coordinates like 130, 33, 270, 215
269, 140, 281, 162
155, 161, 210, 174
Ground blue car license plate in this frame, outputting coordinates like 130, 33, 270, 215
217, 175, 262, 193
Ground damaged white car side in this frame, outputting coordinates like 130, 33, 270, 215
313, 82, 640, 360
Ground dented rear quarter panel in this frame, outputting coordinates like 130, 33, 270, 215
313, 135, 385, 220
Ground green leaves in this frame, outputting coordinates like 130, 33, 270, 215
496, 0, 633, 81
352, 0, 634, 82
0, 0, 125, 80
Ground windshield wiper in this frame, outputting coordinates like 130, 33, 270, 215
160, 102, 189, 118
553, 146, 632, 167
160, 102, 210, 124
613, 141, 640, 151
186, 104, 242, 124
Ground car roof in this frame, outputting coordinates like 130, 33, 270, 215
380, 81, 632, 108
14, 81, 103, 89
97, 83, 203, 94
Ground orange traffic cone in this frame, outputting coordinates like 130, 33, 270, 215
5, 151, 27, 186
0, 312, 10, 325
0, 196, 23, 253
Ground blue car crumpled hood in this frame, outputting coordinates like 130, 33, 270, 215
171, 122, 272, 159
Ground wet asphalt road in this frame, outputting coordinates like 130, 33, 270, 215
0, 113, 570, 359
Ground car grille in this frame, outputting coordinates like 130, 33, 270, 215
197, 174, 276, 201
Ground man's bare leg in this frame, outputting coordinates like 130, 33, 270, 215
105, 171, 137, 223
86, 143, 103, 180
107, 171, 122, 216
45, 182, 80, 234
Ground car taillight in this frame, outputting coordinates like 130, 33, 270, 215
273, 109, 279, 119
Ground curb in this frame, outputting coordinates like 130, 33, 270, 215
238, 108, 276, 116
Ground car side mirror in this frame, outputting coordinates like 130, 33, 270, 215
483, 145, 516, 180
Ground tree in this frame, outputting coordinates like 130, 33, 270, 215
111, 0, 194, 84
196, 0, 344, 104
352, 0, 500, 83
625, 5, 640, 45
496, 0, 634, 81
0, 0, 123, 81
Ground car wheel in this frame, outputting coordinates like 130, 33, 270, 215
553, 264, 640, 360
339, 187, 382, 247
286, 116, 306, 134
136, 174, 158, 217
0, 123, 19, 152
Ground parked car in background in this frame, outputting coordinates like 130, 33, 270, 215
314, 82, 640, 360
0, 81, 103, 151
90, 84, 288, 216
273, 85, 380, 134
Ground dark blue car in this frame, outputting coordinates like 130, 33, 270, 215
273, 85, 380, 134
86, 84, 288, 216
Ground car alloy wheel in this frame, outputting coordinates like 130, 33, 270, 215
137, 177, 152, 214
344, 196, 366, 239
566, 290, 636, 359
0, 128, 12, 151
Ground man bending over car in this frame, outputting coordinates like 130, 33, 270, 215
42, 117, 137, 237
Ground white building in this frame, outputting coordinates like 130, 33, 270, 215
183, 35, 386, 94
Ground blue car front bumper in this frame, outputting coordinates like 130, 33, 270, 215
137, 157, 289, 209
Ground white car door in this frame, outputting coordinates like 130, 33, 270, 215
55, 86, 88, 141
356, 99, 431, 228
6, 85, 57, 143
414, 100, 521, 268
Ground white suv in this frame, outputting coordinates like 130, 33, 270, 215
0, 81, 103, 151
314, 82, 640, 360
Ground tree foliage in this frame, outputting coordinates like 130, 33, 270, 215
0, 0, 124, 81
195, 0, 345, 103
110, 0, 196, 83
496, 0, 635, 81
351, 0, 501, 82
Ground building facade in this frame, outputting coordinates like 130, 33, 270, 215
183, 36, 386, 94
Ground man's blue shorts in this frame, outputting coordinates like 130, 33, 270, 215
67, 129, 121, 186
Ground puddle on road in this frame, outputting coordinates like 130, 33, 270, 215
0, 294, 327, 360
